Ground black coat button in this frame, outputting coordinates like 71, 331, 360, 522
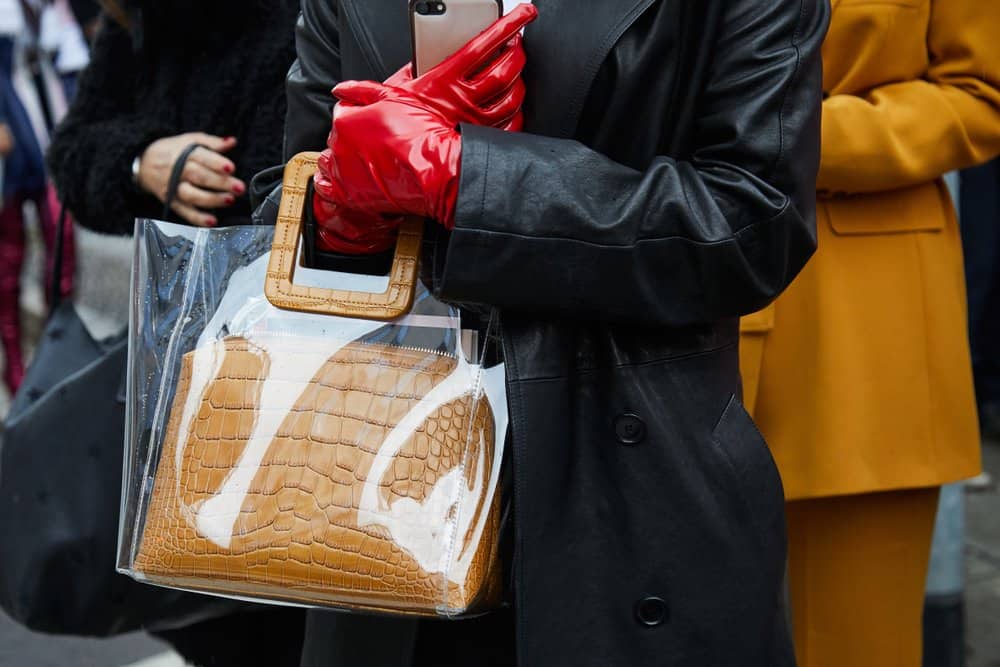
614, 413, 646, 444
635, 597, 668, 627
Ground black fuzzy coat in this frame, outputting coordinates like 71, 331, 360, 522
48, 0, 299, 234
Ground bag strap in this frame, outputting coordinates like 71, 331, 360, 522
162, 143, 204, 221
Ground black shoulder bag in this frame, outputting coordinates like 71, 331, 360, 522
0, 158, 242, 636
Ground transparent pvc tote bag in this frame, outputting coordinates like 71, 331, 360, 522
119, 153, 508, 618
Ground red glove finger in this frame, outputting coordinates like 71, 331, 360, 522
333, 79, 393, 107
478, 73, 526, 127
381, 8, 535, 129
313, 196, 401, 254
377, 6, 533, 105
327, 82, 461, 228
389, 36, 527, 129
459, 34, 528, 106
384, 58, 525, 130
435, 4, 536, 80
501, 110, 523, 132
316, 127, 411, 219
314, 146, 403, 254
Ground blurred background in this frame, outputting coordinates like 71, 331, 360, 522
2, 0, 1000, 665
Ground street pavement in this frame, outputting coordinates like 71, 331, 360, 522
966, 439, 1000, 667
0, 611, 178, 667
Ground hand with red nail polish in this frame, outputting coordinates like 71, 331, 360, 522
136, 132, 246, 228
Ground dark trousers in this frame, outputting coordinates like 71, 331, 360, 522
960, 160, 1000, 407
299, 608, 516, 667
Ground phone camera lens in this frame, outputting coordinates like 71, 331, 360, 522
415, 1, 445, 15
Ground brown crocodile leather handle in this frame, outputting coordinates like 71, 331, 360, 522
264, 152, 424, 321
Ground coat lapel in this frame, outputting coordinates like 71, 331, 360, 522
339, 0, 659, 138
522, 0, 657, 137
339, 0, 412, 81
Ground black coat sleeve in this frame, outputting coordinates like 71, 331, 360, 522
283, 0, 342, 160
437, 0, 828, 327
46, 19, 172, 235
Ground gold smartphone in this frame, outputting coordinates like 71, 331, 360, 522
410, 0, 504, 76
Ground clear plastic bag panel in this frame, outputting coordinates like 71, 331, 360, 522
119, 220, 507, 617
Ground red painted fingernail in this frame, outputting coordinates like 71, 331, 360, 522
232, 183, 246, 195
207, 217, 218, 227
223, 164, 234, 174
224, 195, 235, 205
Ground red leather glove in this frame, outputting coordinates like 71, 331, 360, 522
310, 204, 405, 255
313, 4, 537, 254
384, 5, 538, 131
321, 82, 462, 227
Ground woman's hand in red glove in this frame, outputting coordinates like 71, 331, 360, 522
312, 3, 537, 253
385, 3, 537, 131
312, 87, 459, 252
312, 194, 404, 255
321, 82, 462, 228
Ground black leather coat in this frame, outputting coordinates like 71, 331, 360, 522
282, 1, 829, 665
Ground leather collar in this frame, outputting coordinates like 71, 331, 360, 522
338, 0, 658, 138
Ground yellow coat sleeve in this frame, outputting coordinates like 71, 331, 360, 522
817, 0, 1000, 194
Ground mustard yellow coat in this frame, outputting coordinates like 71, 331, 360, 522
741, 0, 1000, 500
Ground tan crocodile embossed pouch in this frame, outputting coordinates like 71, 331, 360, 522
121, 154, 507, 617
